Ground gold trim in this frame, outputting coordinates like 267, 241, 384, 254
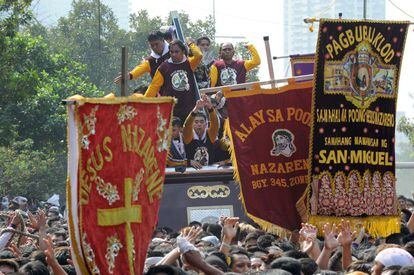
306, 19, 408, 231
225, 85, 315, 237
66, 103, 90, 274
223, 81, 313, 99
67, 93, 175, 105
187, 185, 231, 199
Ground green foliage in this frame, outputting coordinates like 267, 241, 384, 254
0, 139, 66, 199
1, 2, 217, 200
46, 0, 127, 92
0, 0, 32, 38
235, 43, 260, 82
398, 116, 414, 150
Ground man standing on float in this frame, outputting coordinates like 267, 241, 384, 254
209, 42, 261, 87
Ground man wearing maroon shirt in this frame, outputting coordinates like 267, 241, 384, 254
210, 42, 261, 87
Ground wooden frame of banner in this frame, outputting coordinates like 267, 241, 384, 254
200, 74, 314, 95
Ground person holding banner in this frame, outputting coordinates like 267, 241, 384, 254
144, 39, 203, 122
210, 42, 261, 87
194, 36, 215, 89
113, 31, 170, 83
183, 94, 219, 169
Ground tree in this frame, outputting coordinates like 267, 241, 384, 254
0, 1, 102, 200
48, 0, 127, 92
398, 116, 414, 150
0, 140, 65, 199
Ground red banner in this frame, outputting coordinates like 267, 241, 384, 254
67, 95, 174, 275
225, 82, 312, 233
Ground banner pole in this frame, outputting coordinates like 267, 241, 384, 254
263, 36, 276, 88
200, 74, 313, 95
121, 46, 128, 97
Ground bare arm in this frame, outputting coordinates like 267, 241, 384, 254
316, 223, 338, 270
183, 251, 224, 275
337, 220, 356, 270
156, 247, 180, 266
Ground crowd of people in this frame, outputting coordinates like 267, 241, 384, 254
0, 194, 413, 274
114, 30, 261, 170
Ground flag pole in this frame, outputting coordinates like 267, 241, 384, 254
120, 46, 128, 96
263, 36, 276, 88
200, 74, 313, 95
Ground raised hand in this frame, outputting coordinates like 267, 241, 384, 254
201, 94, 213, 110
181, 226, 203, 244
299, 223, 317, 253
44, 235, 57, 266
337, 220, 356, 247
193, 99, 205, 113
322, 223, 339, 250
222, 216, 239, 243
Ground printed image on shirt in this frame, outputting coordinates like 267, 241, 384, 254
194, 146, 209, 166
220, 67, 237, 85
171, 70, 190, 91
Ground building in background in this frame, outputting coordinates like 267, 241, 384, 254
31, 0, 131, 30
283, 0, 385, 71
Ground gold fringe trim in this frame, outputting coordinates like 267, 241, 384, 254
224, 85, 313, 237
308, 215, 400, 238
223, 81, 313, 98
66, 93, 176, 105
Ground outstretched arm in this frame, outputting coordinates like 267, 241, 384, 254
188, 43, 203, 71
144, 70, 164, 97
244, 44, 261, 71
114, 60, 151, 84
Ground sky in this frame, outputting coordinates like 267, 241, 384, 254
131, 0, 414, 118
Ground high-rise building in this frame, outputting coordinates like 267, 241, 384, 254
283, 0, 386, 64
31, 0, 131, 30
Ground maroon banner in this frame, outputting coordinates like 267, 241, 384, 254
225, 82, 313, 232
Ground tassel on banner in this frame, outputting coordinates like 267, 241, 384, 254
225, 119, 293, 238
308, 215, 400, 238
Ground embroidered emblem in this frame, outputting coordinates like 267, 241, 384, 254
105, 235, 123, 274
187, 185, 231, 199
83, 233, 100, 274
133, 168, 144, 201
117, 104, 137, 124
324, 42, 396, 108
156, 106, 169, 152
194, 146, 209, 165
220, 67, 237, 85
81, 106, 99, 150
270, 129, 296, 157
171, 70, 190, 91
96, 177, 120, 206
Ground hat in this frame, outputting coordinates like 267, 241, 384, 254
375, 248, 414, 267
46, 194, 60, 207
12, 196, 27, 205
49, 206, 60, 213
201, 236, 220, 247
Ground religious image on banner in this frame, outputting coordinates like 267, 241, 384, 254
290, 54, 315, 77
225, 81, 313, 234
307, 19, 409, 237
66, 94, 174, 275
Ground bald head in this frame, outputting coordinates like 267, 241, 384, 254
220, 42, 235, 61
